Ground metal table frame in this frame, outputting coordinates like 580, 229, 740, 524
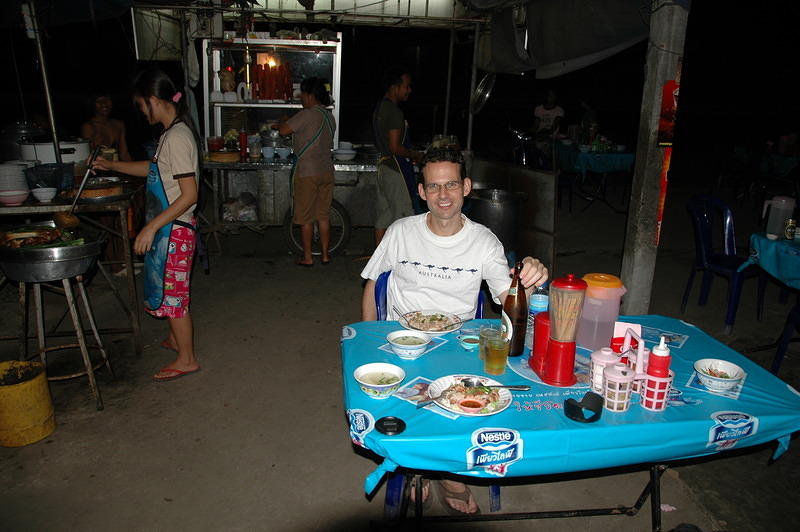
0, 198, 143, 356
379, 464, 667, 531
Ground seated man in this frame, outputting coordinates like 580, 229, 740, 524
360, 146, 549, 514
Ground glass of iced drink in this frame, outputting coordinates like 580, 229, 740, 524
479, 324, 501, 361
484, 335, 510, 376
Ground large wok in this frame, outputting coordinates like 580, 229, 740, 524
0, 240, 102, 282
0, 221, 102, 282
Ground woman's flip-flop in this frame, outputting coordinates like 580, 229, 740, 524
435, 480, 480, 515
153, 367, 201, 382
294, 260, 313, 268
159, 340, 178, 353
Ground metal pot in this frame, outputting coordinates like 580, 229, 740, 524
0, 240, 102, 282
19, 138, 90, 165
464, 189, 525, 253
0, 122, 46, 162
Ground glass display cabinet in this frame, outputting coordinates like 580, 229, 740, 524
201, 35, 342, 147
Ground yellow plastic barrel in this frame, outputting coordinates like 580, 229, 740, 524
0, 361, 56, 447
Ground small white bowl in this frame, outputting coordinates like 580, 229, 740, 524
458, 334, 480, 351
354, 363, 405, 399
338, 141, 353, 150
386, 330, 431, 360
693, 358, 744, 392
276, 147, 292, 159
32, 187, 57, 203
333, 150, 357, 161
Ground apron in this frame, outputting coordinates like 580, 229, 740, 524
144, 121, 196, 311
291, 106, 334, 181
289, 107, 335, 216
373, 99, 422, 213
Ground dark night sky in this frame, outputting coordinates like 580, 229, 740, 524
0, 2, 797, 182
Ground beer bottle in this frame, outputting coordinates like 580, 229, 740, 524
504, 261, 528, 357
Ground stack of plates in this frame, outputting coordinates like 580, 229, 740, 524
0, 162, 30, 192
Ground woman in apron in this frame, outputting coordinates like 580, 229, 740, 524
274, 77, 336, 266
92, 68, 200, 382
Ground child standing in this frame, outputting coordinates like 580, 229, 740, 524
93, 68, 200, 381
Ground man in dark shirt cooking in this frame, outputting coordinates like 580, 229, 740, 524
372, 66, 423, 246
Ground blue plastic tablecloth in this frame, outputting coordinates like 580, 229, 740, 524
341, 316, 800, 494
741, 232, 800, 289
555, 144, 635, 177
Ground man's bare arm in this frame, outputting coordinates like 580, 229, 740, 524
361, 279, 377, 321
387, 129, 422, 162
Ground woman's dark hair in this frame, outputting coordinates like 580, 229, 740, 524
382, 65, 409, 92
300, 77, 331, 107
132, 68, 198, 139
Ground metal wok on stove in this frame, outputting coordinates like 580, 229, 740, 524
0, 223, 102, 284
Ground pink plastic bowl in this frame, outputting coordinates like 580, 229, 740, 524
0, 190, 30, 206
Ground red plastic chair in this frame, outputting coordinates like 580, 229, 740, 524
680, 195, 765, 333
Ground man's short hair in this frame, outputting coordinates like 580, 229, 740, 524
420, 147, 466, 181
382, 66, 409, 92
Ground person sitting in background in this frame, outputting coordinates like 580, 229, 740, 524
81, 94, 131, 161
533, 89, 565, 138
360, 147, 548, 514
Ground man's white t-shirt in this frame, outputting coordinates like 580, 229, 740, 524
361, 213, 511, 320
534, 104, 565, 133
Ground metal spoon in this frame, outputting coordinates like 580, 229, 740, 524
460, 377, 530, 391
392, 304, 405, 320
54, 146, 102, 230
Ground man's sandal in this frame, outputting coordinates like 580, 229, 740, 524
435, 480, 480, 515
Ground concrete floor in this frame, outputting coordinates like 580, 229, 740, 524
1, 178, 798, 531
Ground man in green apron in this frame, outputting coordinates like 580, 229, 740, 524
373, 66, 423, 246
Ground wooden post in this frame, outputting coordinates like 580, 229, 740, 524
620, 1, 690, 315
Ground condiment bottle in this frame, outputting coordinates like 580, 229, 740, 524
239, 129, 248, 162
503, 261, 528, 357
524, 283, 549, 350
647, 336, 672, 377
590, 347, 619, 394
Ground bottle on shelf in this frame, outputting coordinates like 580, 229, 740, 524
524, 283, 549, 351
238, 129, 248, 162
503, 261, 528, 357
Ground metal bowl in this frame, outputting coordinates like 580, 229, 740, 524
0, 240, 102, 282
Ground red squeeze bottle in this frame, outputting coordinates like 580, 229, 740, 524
239, 129, 248, 162
647, 336, 671, 377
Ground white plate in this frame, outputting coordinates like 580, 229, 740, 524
399, 309, 463, 336
427, 374, 512, 416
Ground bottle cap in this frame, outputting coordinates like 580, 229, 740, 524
550, 273, 588, 291
651, 336, 670, 358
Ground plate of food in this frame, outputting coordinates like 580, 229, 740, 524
426, 374, 512, 416
399, 309, 463, 336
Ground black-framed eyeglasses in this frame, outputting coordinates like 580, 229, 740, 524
424, 181, 461, 193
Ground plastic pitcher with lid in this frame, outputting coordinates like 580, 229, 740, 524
763, 195, 796, 239
576, 273, 627, 351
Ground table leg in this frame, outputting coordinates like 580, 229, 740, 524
119, 205, 142, 356
771, 302, 800, 374
18, 282, 27, 361
33, 283, 46, 364
650, 464, 665, 532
